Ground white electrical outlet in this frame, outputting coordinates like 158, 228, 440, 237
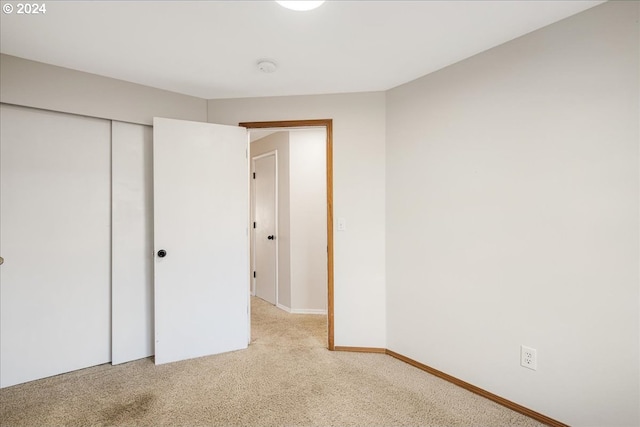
521, 345, 537, 370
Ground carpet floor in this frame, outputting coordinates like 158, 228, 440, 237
0, 297, 545, 426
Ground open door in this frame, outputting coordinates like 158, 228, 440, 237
153, 118, 249, 365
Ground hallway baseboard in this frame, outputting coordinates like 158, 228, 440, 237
276, 303, 326, 315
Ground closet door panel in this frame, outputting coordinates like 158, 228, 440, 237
0, 104, 111, 387
111, 121, 154, 365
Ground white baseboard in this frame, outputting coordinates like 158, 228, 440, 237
276, 303, 291, 313
290, 308, 327, 315
275, 304, 326, 315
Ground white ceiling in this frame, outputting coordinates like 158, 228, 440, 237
0, 0, 605, 100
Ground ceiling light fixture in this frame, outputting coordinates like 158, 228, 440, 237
276, 1, 325, 12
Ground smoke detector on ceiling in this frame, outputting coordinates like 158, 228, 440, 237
276, 1, 325, 12
257, 60, 277, 73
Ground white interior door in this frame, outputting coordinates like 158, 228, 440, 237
153, 117, 249, 365
0, 105, 111, 388
252, 154, 277, 305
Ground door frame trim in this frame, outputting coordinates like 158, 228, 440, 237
240, 119, 334, 350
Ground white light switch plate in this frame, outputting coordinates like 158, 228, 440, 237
337, 218, 346, 231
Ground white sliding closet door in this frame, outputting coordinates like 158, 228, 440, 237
0, 104, 111, 388
111, 121, 154, 365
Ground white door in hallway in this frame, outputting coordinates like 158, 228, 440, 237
153, 117, 249, 365
0, 105, 111, 388
252, 153, 277, 305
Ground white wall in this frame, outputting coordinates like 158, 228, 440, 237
385, 2, 639, 426
289, 129, 328, 313
0, 54, 207, 125
251, 132, 292, 309
209, 93, 387, 348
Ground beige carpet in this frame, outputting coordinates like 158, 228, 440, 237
1, 297, 544, 426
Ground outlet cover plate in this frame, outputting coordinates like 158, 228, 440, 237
521, 345, 537, 370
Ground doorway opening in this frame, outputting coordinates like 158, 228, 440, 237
241, 119, 334, 351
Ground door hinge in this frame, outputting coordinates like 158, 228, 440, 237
253, 271, 256, 278
253, 172, 256, 179
253, 222, 256, 229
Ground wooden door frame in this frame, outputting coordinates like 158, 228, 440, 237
240, 119, 334, 351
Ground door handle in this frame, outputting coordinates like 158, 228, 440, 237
0, 256, 3, 265
267, 235, 275, 240
157, 249, 167, 258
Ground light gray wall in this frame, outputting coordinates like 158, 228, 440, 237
251, 132, 292, 309
289, 129, 327, 313
385, 2, 639, 426
0, 54, 207, 125
209, 93, 387, 348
